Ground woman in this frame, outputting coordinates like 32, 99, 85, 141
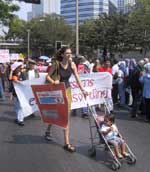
45, 46, 87, 152
92, 58, 101, 72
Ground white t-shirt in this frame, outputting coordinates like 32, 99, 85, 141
28, 70, 35, 80
100, 124, 118, 140
112, 64, 119, 75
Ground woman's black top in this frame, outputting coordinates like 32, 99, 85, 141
59, 62, 73, 88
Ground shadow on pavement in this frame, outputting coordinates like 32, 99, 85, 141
4, 134, 62, 146
0, 116, 14, 123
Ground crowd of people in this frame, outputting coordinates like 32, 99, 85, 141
0, 47, 150, 152
73, 55, 150, 122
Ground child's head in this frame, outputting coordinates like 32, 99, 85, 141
104, 114, 115, 126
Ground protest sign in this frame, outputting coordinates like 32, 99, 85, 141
13, 73, 47, 118
70, 72, 112, 109
13, 72, 112, 118
31, 83, 68, 128
0, 49, 10, 63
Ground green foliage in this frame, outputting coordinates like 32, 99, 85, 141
0, 0, 19, 26
79, 0, 150, 56
6, 14, 74, 56
5, 0, 150, 57
6, 16, 27, 40
27, 14, 73, 55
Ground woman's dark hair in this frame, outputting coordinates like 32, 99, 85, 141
55, 46, 71, 61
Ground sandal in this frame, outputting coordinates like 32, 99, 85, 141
63, 144, 76, 153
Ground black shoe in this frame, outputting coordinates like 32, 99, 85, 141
44, 132, 52, 141
14, 119, 24, 126
18, 121, 24, 126
110, 110, 115, 114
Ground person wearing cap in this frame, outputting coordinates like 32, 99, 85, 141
9, 61, 25, 126
22, 59, 39, 80
20, 59, 39, 118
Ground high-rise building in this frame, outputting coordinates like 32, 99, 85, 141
109, 0, 118, 14
61, 0, 107, 25
28, 0, 60, 20
118, 0, 135, 14
61, 0, 118, 25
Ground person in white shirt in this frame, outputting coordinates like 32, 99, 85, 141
21, 59, 40, 119
22, 59, 39, 80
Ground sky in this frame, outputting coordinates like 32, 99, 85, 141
13, 1, 32, 21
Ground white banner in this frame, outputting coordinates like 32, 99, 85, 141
13, 73, 47, 118
13, 72, 112, 117
0, 49, 10, 63
70, 72, 112, 109
10, 53, 19, 61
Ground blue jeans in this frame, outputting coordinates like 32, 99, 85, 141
0, 79, 5, 100
117, 78, 125, 105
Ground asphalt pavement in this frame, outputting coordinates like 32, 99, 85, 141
0, 98, 150, 172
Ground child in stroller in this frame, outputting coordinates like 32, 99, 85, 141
100, 114, 129, 159
88, 104, 136, 170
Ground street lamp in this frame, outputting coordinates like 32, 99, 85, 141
76, 0, 79, 55
27, 29, 30, 59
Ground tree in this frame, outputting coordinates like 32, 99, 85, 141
0, 0, 19, 26
27, 14, 73, 56
129, 0, 150, 55
6, 14, 74, 56
79, 19, 97, 56
79, 13, 130, 57
6, 16, 27, 41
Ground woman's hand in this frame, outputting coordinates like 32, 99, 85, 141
81, 89, 88, 99
54, 80, 60, 84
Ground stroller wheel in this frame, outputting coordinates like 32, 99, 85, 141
127, 155, 136, 165
111, 161, 121, 171
88, 148, 96, 157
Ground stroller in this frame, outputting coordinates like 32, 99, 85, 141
87, 101, 136, 170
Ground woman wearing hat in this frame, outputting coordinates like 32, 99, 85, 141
9, 62, 25, 126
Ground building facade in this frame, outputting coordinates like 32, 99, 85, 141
118, 0, 135, 14
61, 0, 118, 25
28, 0, 60, 20
109, 0, 118, 14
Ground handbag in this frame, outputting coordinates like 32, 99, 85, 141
46, 60, 60, 84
